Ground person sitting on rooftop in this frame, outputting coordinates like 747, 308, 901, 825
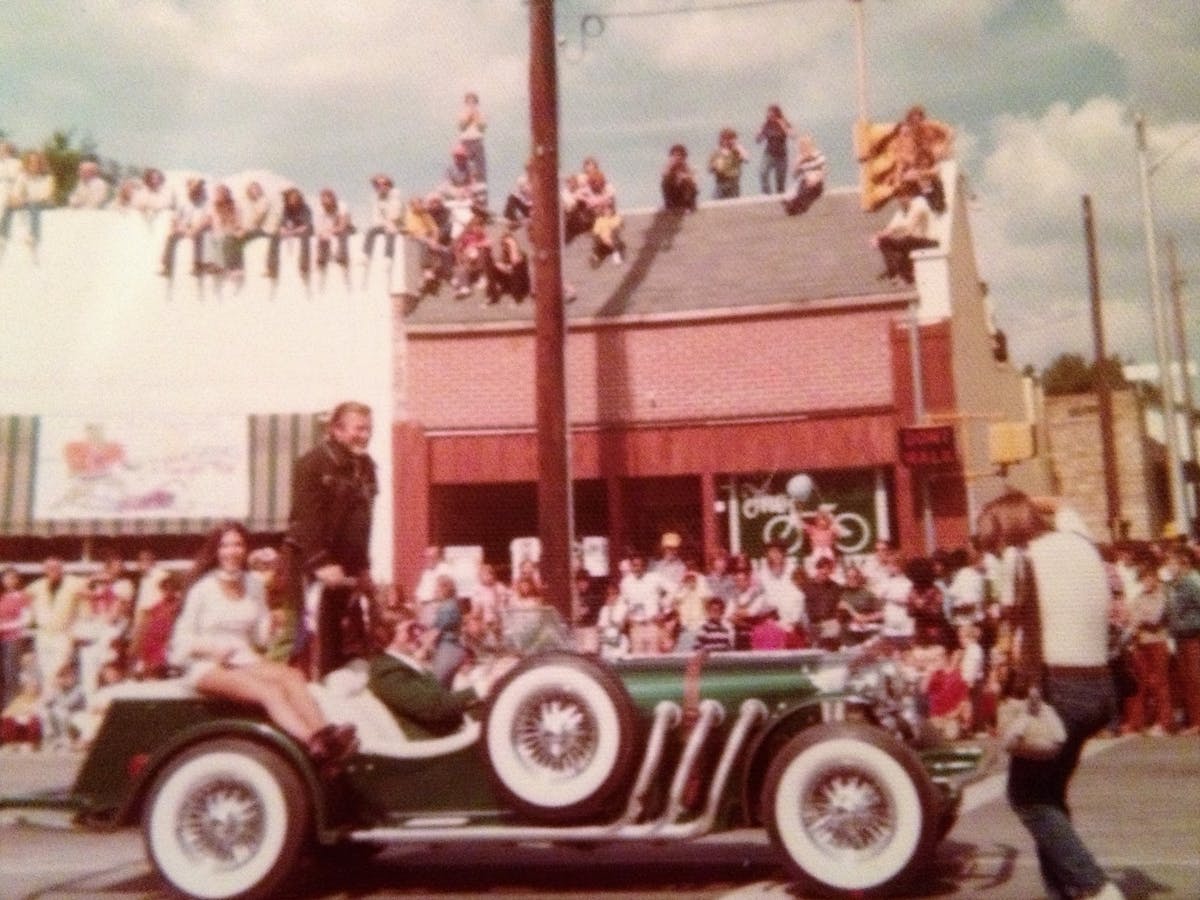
403, 195, 449, 295
562, 172, 593, 243
159, 178, 210, 277
442, 142, 487, 207
363, 174, 404, 261
486, 218, 530, 305
451, 211, 491, 299
708, 127, 749, 200
891, 104, 953, 214
314, 188, 354, 272
268, 187, 312, 280
0, 151, 55, 256
131, 168, 175, 218
240, 181, 277, 243
870, 180, 938, 285
562, 157, 612, 243
68, 160, 111, 209
503, 172, 532, 223
661, 144, 698, 213
209, 183, 247, 279
783, 133, 827, 216
590, 199, 625, 267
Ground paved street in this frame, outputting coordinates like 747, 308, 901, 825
2, 734, 1197, 899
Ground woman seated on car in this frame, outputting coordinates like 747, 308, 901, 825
169, 521, 356, 767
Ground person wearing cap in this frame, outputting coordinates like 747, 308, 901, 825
652, 532, 687, 591
708, 127, 749, 199
363, 174, 404, 261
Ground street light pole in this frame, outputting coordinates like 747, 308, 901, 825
1135, 113, 1188, 538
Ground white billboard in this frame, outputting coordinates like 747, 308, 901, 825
34, 416, 249, 521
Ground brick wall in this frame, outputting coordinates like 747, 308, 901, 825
1044, 389, 1163, 540
405, 306, 900, 430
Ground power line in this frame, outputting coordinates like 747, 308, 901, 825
579, 0, 818, 47
1150, 125, 1200, 175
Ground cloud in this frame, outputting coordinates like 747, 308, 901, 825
972, 97, 1200, 373
1062, 1, 1200, 119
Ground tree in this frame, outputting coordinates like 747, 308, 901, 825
1041, 353, 1128, 396
42, 130, 97, 206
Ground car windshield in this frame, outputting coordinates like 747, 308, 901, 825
495, 606, 574, 656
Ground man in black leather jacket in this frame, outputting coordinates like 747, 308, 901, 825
281, 401, 377, 677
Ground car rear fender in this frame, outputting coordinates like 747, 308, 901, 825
739, 693, 877, 825
114, 719, 333, 833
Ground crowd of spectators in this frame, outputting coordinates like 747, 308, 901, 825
2, 99, 951, 305
3, 511, 1198, 753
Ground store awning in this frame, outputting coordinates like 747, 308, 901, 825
0, 413, 323, 537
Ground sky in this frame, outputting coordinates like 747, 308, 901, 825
1, 0, 1198, 378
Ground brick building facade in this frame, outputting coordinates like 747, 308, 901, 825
393, 167, 1050, 588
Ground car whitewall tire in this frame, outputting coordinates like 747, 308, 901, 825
485, 654, 637, 823
143, 739, 309, 900
763, 722, 938, 897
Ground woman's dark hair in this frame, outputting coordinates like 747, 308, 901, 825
186, 520, 251, 594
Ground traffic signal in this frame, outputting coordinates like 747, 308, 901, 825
854, 119, 898, 212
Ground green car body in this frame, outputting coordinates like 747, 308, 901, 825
20, 646, 987, 899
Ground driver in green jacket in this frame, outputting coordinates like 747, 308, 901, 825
368, 607, 513, 738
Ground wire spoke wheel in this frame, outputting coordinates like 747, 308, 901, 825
485, 654, 638, 823
763, 723, 938, 896
513, 689, 599, 777
144, 739, 309, 900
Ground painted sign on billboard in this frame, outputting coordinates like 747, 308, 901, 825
34, 417, 249, 521
732, 469, 880, 560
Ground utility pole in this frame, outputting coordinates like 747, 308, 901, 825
1082, 195, 1122, 540
1167, 236, 1197, 535
529, 0, 574, 619
1135, 113, 1187, 538
850, 0, 869, 122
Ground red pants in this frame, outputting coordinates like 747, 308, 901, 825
1172, 635, 1200, 730
1124, 640, 1173, 731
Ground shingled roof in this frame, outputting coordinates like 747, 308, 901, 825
403, 186, 915, 329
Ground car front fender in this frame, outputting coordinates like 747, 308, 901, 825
738, 694, 877, 825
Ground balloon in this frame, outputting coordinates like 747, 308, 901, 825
786, 473, 814, 502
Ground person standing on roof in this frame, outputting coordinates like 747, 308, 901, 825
755, 104, 795, 195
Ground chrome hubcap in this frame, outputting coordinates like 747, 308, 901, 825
177, 777, 265, 869
801, 765, 895, 858
513, 689, 597, 776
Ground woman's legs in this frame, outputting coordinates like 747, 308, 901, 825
195, 665, 318, 743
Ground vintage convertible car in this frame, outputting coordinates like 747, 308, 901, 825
3, 632, 985, 899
